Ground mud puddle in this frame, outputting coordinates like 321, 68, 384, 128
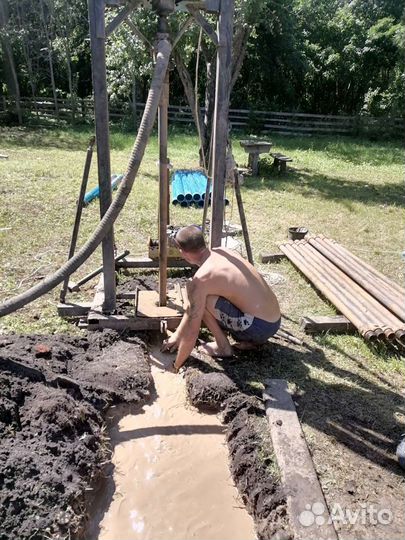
94, 347, 256, 540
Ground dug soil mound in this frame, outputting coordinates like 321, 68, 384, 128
0, 331, 151, 540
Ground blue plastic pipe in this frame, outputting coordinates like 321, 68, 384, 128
84, 174, 124, 205
171, 170, 229, 207
181, 172, 194, 202
172, 172, 185, 203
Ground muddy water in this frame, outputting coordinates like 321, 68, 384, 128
97, 348, 255, 540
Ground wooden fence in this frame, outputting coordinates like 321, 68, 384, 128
0, 96, 403, 137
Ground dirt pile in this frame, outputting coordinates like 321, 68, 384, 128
0, 331, 151, 540
185, 361, 292, 540
186, 369, 239, 409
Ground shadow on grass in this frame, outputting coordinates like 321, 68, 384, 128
0, 125, 198, 153
192, 339, 404, 477
0, 125, 143, 152
242, 165, 405, 208
0, 126, 94, 151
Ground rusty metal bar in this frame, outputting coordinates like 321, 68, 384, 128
310, 237, 404, 317
294, 243, 386, 331
282, 241, 405, 341
320, 236, 404, 296
303, 241, 399, 324
234, 171, 254, 265
68, 250, 129, 292
321, 238, 405, 304
60, 136, 95, 303
283, 240, 405, 342
158, 68, 169, 306
301, 243, 400, 340
280, 243, 377, 340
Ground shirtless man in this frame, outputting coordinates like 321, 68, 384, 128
161, 226, 281, 372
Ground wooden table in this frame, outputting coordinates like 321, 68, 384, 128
239, 140, 272, 175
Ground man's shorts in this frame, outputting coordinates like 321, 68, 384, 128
214, 297, 281, 343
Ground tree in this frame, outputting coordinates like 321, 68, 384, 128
0, 0, 22, 123
0, 0, 403, 124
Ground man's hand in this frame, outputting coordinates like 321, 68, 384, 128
161, 332, 179, 353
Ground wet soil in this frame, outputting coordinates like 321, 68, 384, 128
93, 347, 256, 540
0, 330, 151, 540
185, 339, 405, 540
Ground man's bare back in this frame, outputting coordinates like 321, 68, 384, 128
161, 226, 281, 370
194, 248, 280, 323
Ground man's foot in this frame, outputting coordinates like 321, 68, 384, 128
233, 341, 265, 351
198, 340, 233, 358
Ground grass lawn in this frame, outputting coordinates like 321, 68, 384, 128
0, 125, 404, 537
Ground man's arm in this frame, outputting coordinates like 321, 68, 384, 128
162, 278, 206, 370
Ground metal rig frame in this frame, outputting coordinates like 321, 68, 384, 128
59, 0, 235, 330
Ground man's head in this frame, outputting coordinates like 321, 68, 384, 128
175, 225, 207, 263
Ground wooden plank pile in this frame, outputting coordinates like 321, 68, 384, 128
279, 235, 405, 344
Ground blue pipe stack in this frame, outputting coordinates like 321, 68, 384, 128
171, 170, 229, 208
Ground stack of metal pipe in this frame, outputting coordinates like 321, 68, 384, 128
279, 235, 405, 345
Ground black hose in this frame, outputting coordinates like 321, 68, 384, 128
0, 38, 172, 318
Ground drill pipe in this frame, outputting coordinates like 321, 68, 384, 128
280, 243, 380, 340
309, 237, 405, 321
319, 236, 405, 308
320, 235, 404, 296
319, 237, 405, 333
291, 242, 393, 338
314, 236, 403, 306
300, 242, 404, 340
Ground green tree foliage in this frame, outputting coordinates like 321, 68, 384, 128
235, 0, 404, 115
0, 0, 403, 118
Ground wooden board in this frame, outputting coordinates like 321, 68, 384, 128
259, 252, 286, 264
263, 380, 338, 540
270, 152, 293, 162
116, 256, 193, 269
87, 276, 106, 323
136, 288, 185, 318
301, 315, 355, 334
85, 285, 185, 330
57, 302, 92, 318
85, 314, 182, 332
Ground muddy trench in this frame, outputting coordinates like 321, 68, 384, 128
0, 324, 289, 540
